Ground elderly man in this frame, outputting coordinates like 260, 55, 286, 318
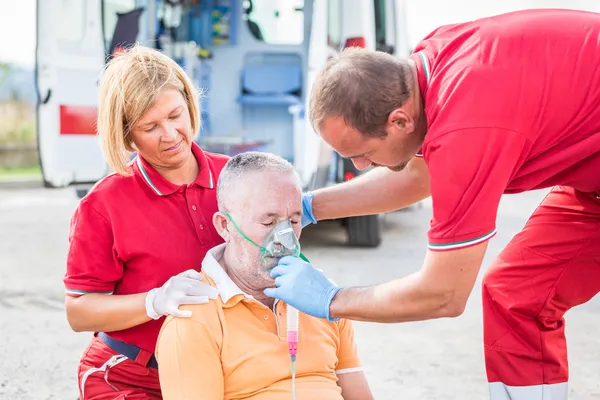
155, 152, 373, 400
264, 8, 600, 400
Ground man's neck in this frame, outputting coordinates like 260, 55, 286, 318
220, 253, 275, 310
407, 59, 427, 137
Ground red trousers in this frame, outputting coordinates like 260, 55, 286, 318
482, 186, 600, 399
78, 336, 161, 399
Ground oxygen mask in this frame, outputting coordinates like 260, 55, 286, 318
260, 219, 301, 268
224, 213, 301, 271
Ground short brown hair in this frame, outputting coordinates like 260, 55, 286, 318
309, 47, 413, 137
97, 44, 202, 176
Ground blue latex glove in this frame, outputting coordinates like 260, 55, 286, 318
264, 256, 341, 321
301, 192, 317, 228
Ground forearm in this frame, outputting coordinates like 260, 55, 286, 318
311, 158, 430, 221
338, 372, 373, 400
65, 293, 151, 332
328, 244, 486, 323
329, 271, 457, 323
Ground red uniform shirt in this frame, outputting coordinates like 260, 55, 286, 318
410, 9, 600, 251
64, 143, 229, 352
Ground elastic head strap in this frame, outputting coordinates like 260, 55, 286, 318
223, 212, 264, 250
223, 211, 310, 263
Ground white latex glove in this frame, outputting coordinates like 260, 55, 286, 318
145, 269, 219, 319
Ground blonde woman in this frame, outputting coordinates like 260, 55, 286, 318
64, 45, 229, 399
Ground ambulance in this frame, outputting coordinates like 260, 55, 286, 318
35, 0, 410, 247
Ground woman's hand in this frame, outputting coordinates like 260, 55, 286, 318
146, 269, 219, 319
66, 269, 220, 333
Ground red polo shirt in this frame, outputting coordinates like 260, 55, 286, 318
64, 142, 229, 352
410, 9, 600, 251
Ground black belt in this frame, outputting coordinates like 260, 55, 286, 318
97, 332, 158, 369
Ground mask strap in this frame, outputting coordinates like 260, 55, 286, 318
224, 212, 310, 263
223, 212, 265, 250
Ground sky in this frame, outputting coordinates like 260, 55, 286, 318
1, 0, 599, 67
0, 0, 36, 66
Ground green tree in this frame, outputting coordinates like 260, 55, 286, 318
0, 63, 9, 88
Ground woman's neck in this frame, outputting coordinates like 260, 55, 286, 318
154, 152, 199, 186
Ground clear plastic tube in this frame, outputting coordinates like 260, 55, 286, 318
291, 360, 297, 400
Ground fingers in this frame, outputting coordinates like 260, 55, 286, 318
301, 216, 313, 229
167, 293, 212, 318
270, 265, 287, 278
170, 308, 193, 318
169, 296, 210, 318
263, 287, 278, 298
277, 255, 297, 265
184, 295, 210, 305
178, 269, 203, 280
185, 282, 219, 299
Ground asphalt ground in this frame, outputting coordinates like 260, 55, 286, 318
0, 186, 598, 399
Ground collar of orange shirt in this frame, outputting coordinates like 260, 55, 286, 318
201, 244, 270, 307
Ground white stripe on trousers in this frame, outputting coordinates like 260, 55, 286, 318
79, 354, 127, 399
489, 382, 568, 400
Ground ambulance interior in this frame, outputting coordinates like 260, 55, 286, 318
37, 0, 409, 246
100, 0, 408, 188
103, 0, 321, 188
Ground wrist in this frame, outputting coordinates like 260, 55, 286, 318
303, 191, 318, 224
308, 191, 321, 223
325, 286, 343, 322
145, 288, 161, 320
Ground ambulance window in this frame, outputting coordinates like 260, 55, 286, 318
373, 0, 395, 54
102, 0, 137, 51
56, 1, 86, 43
327, 0, 342, 50
373, 0, 386, 50
243, 0, 304, 45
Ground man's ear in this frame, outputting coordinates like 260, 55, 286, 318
213, 212, 231, 242
387, 107, 414, 133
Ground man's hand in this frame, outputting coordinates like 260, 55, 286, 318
146, 269, 220, 319
264, 256, 341, 321
301, 192, 317, 228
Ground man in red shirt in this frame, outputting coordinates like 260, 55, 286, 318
265, 9, 600, 399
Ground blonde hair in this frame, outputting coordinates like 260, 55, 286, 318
97, 44, 202, 176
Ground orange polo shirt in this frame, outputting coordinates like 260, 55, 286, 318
156, 244, 362, 400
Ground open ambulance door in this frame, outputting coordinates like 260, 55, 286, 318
391, 0, 411, 58
299, 0, 335, 190
296, 0, 334, 190
373, 0, 410, 57
36, 0, 108, 188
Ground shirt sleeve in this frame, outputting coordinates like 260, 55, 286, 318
335, 318, 362, 374
63, 198, 123, 296
156, 311, 224, 400
425, 128, 530, 251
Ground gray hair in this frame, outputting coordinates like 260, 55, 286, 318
217, 151, 301, 211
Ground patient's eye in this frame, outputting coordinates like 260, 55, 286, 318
262, 221, 276, 227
